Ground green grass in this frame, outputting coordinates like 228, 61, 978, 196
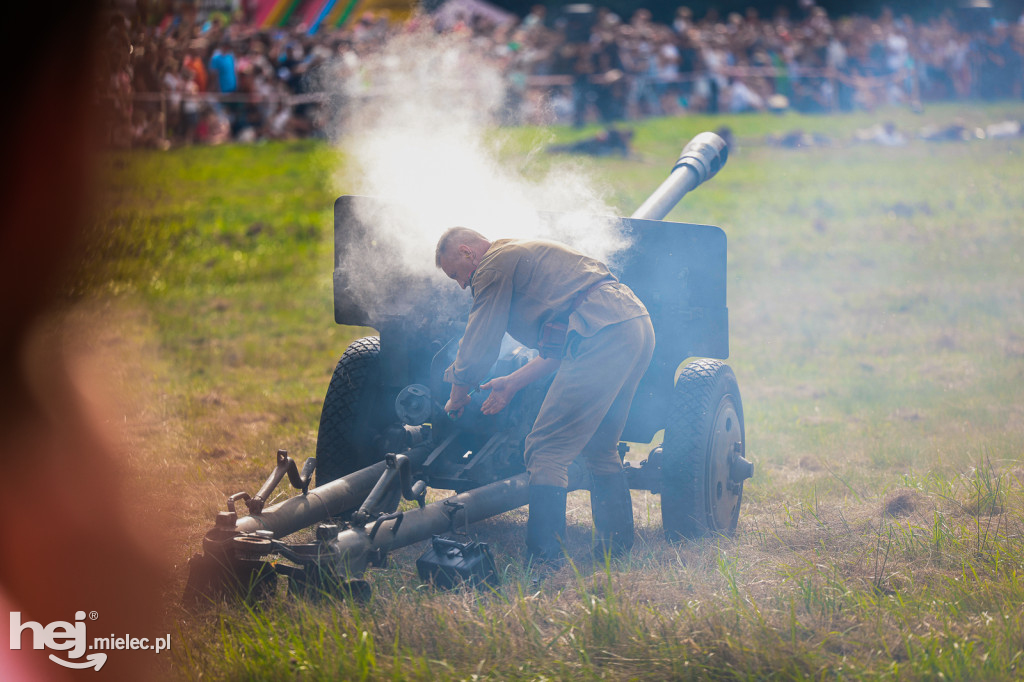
79, 101, 1024, 680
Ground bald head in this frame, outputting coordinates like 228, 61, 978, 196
436, 227, 491, 290
435, 227, 490, 267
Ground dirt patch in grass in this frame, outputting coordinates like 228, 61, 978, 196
883, 489, 925, 518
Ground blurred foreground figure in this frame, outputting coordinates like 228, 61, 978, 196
0, 3, 166, 679
436, 228, 655, 565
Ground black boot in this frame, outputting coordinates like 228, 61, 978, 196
526, 485, 567, 565
590, 471, 634, 559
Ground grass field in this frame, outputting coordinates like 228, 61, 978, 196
79, 101, 1024, 680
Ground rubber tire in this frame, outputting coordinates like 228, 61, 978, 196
315, 336, 385, 486
661, 359, 746, 541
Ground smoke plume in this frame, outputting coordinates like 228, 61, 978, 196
320, 28, 631, 319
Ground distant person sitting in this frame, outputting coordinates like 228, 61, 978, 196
547, 127, 634, 157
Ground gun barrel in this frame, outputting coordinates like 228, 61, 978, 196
236, 443, 433, 537
234, 460, 388, 536
631, 132, 729, 221
327, 474, 530, 575
325, 462, 590, 575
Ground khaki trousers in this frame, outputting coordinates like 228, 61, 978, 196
525, 315, 655, 487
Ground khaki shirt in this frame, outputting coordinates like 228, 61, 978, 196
445, 239, 649, 387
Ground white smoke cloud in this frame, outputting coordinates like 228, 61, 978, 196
320, 28, 631, 318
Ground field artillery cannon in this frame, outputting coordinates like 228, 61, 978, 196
184, 132, 752, 602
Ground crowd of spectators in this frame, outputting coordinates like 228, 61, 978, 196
98, 2, 1024, 149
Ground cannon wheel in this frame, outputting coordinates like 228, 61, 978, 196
316, 336, 386, 486
660, 359, 746, 540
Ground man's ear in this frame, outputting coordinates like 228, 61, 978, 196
458, 243, 473, 259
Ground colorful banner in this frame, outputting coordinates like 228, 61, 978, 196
274, 0, 304, 26
306, 0, 339, 34
329, 0, 362, 28
253, 0, 304, 27
249, 0, 282, 26
248, 0, 414, 29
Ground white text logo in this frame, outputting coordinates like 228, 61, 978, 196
9, 611, 171, 671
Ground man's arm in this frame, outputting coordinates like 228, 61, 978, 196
443, 264, 515, 417
445, 266, 513, 387
444, 382, 472, 418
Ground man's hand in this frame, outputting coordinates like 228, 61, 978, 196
480, 374, 521, 415
479, 355, 562, 416
445, 384, 472, 419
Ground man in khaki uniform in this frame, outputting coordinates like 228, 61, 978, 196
436, 227, 655, 562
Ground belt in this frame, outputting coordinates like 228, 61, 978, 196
538, 278, 617, 360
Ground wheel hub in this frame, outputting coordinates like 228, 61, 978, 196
706, 396, 748, 531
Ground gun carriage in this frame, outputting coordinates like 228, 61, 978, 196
184, 132, 753, 601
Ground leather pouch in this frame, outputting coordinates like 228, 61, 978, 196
537, 318, 569, 359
